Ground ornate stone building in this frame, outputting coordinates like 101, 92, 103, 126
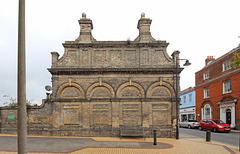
0, 13, 183, 138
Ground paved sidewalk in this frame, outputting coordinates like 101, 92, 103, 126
231, 129, 240, 133
0, 134, 239, 154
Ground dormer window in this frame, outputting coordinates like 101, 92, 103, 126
222, 60, 232, 72
203, 71, 209, 80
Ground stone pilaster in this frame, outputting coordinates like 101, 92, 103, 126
82, 101, 90, 128
142, 101, 149, 127
111, 101, 120, 128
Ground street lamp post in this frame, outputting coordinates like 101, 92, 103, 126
175, 58, 191, 139
18, 0, 27, 153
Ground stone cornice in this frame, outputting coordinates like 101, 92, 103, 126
48, 67, 183, 75
62, 41, 169, 48
49, 97, 174, 102
217, 99, 237, 105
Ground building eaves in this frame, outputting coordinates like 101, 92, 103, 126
180, 87, 195, 95
195, 67, 240, 88
201, 46, 240, 70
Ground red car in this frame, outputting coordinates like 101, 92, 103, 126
199, 119, 231, 132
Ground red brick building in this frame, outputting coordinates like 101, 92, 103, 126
195, 45, 240, 129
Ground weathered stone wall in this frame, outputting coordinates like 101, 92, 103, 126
0, 108, 17, 134
46, 73, 176, 137
0, 101, 52, 135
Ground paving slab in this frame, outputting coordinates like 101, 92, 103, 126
0, 134, 238, 154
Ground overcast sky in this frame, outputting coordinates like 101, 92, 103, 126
0, 0, 240, 106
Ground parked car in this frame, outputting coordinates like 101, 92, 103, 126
179, 119, 199, 129
199, 119, 231, 133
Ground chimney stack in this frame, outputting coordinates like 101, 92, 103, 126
75, 13, 96, 43
205, 56, 215, 66
134, 13, 156, 43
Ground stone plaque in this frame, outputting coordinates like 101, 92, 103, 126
122, 104, 139, 109
93, 50, 107, 65
152, 110, 168, 125
92, 110, 110, 125
63, 110, 79, 125
93, 104, 108, 109
122, 110, 140, 125
63, 104, 79, 109
152, 104, 169, 110
141, 49, 150, 65
152, 102, 171, 125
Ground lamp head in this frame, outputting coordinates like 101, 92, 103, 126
183, 60, 191, 66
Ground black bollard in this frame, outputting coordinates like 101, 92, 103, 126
206, 130, 211, 142
153, 130, 157, 145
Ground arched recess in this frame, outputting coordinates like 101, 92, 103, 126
116, 81, 145, 98
57, 82, 85, 98
146, 82, 174, 98
86, 82, 115, 99
116, 82, 144, 126
86, 82, 114, 126
146, 81, 173, 126
201, 101, 213, 108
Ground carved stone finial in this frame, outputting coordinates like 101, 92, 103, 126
141, 12, 145, 18
82, 12, 86, 19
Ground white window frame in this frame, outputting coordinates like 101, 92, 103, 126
203, 71, 209, 80
189, 94, 192, 103
183, 96, 186, 104
223, 80, 232, 94
204, 88, 210, 99
201, 104, 212, 119
222, 60, 232, 72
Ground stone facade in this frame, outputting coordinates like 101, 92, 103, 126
0, 13, 183, 138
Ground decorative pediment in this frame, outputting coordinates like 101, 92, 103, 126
217, 95, 237, 105
220, 95, 236, 102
